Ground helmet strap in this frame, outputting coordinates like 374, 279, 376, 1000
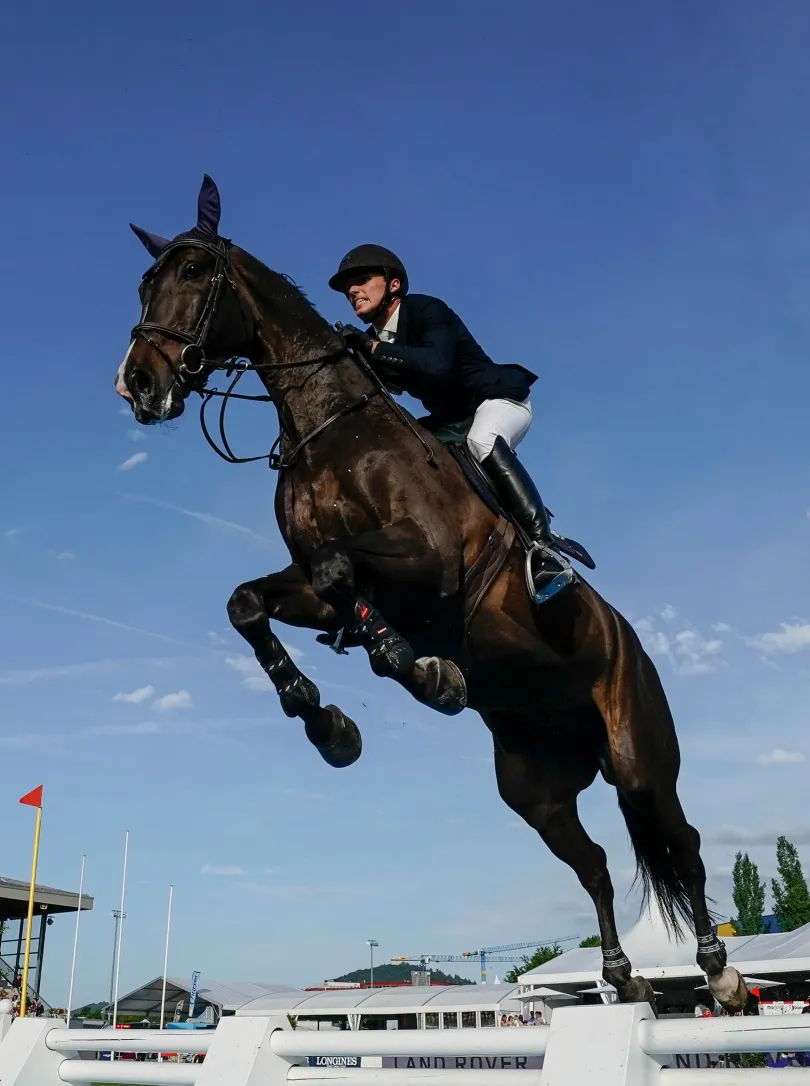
365, 269, 402, 326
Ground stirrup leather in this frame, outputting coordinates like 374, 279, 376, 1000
525, 543, 575, 605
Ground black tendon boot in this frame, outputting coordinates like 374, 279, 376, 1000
482, 437, 575, 604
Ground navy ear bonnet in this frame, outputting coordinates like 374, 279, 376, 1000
130, 174, 222, 259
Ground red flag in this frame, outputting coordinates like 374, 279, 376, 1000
19, 786, 43, 808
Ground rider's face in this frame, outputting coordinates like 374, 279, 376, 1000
344, 272, 401, 320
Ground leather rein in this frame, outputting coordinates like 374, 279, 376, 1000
130, 235, 434, 470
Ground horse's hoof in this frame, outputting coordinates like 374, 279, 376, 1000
368, 634, 415, 679
708, 967, 749, 1014
615, 975, 656, 1008
279, 673, 320, 718
413, 657, 467, 715
305, 705, 362, 768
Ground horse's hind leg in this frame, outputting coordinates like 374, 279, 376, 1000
592, 624, 753, 1014
309, 520, 467, 715
488, 709, 655, 1007
227, 563, 362, 768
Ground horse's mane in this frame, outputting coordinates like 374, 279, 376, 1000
233, 245, 330, 334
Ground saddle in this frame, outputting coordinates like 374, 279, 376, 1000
445, 444, 595, 571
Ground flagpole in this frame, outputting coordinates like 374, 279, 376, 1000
158, 884, 174, 1062
66, 854, 86, 1025
159, 884, 174, 1028
111, 829, 129, 1029
19, 802, 43, 1018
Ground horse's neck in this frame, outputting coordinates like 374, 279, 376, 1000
256, 345, 375, 444
232, 247, 374, 444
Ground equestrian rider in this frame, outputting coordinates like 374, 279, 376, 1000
329, 244, 594, 588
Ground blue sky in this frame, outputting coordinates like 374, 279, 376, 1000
3, 0, 810, 1006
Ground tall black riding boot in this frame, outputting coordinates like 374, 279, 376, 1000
482, 437, 574, 601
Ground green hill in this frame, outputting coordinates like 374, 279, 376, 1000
334, 964, 474, 985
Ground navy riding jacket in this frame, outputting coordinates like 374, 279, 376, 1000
369, 294, 537, 424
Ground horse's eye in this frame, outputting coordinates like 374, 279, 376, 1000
184, 262, 202, 279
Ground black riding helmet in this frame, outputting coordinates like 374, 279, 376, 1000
328, 244, 409, 295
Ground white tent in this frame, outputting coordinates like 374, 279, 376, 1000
520, 900, 810, 989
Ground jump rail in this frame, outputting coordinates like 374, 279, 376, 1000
1, 1003, 810, 1085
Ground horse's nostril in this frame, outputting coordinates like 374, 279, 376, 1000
132, 368, 153, 394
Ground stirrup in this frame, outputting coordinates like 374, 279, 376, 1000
525, 543, 575, 605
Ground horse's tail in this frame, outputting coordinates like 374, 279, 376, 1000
617, 793, 693, 938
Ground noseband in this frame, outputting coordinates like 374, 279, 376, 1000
130, 234, 236, 395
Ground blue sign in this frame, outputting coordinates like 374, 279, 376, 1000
188, 971, 201, 1019
307, 1056, 361, 1068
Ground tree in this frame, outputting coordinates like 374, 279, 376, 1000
579, 935, 601, 947
732, 851, 765, 935
504, 943, 562, 984
772, 836, 810, 932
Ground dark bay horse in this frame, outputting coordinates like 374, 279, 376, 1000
115, 176, 751, 1014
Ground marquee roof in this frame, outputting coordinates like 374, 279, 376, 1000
114, 976, 300, 1016
238, 983, 524, 1016
520, 901, 810, 988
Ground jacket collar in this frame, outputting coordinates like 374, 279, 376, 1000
367, 296, 408, 341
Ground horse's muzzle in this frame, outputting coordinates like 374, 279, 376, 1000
126, 363, 185, 424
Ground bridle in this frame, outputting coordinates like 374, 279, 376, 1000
128, 233, 435, 470
130, 233, 238, 397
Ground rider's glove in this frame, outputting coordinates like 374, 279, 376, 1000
336, 323, 376, 356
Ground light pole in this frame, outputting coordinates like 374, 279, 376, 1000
367, 939, 378, 990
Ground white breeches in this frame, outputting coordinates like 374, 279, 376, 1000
466, 397, 533, 462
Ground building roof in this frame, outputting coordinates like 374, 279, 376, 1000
520, 901, 810, 988
0, 876, 93, 919
237, 984, 523, 1016
114, 976, 300, 1016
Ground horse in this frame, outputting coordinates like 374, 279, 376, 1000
115, 175, 752, 1015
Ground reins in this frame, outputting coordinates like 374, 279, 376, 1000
132, 236, 435, 470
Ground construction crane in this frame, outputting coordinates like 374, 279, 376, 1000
391, 935, 579, 984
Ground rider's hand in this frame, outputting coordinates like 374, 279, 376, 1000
337, 323, 377, 355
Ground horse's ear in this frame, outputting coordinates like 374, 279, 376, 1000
197, 174, 221, 234
130, 224, 170, 258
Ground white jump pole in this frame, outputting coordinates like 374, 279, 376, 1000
65, 854, 86, 1025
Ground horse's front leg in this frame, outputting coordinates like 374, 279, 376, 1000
309, 521, 467, 715
227, 563, 362, 768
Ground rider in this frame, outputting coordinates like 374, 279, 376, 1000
329, 245, 594, 588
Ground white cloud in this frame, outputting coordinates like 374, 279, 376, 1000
55, 551, 75, 561
201, 864, 244, 876
634, 615, 722, 675
757, 748, 805, 766
89, 721, 163, 737
263, 867, 281, 875
25, 600, 192, 647
712, 622, 732, 633
659, 604, 677, 623
152, 690, 192, 712
4, 527, 22, 538
119, 452, 148, 472
125, 494, 272, 544
747, 622, 810, 656
714, 825, 810, 846
672, 629, 722, 675
0, 658, 167, 686
225, 654, 272, 691
225, 646, 303, 691
208, 630, 228, 646
112, 685, 155, 704
127, 430, 147, 442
